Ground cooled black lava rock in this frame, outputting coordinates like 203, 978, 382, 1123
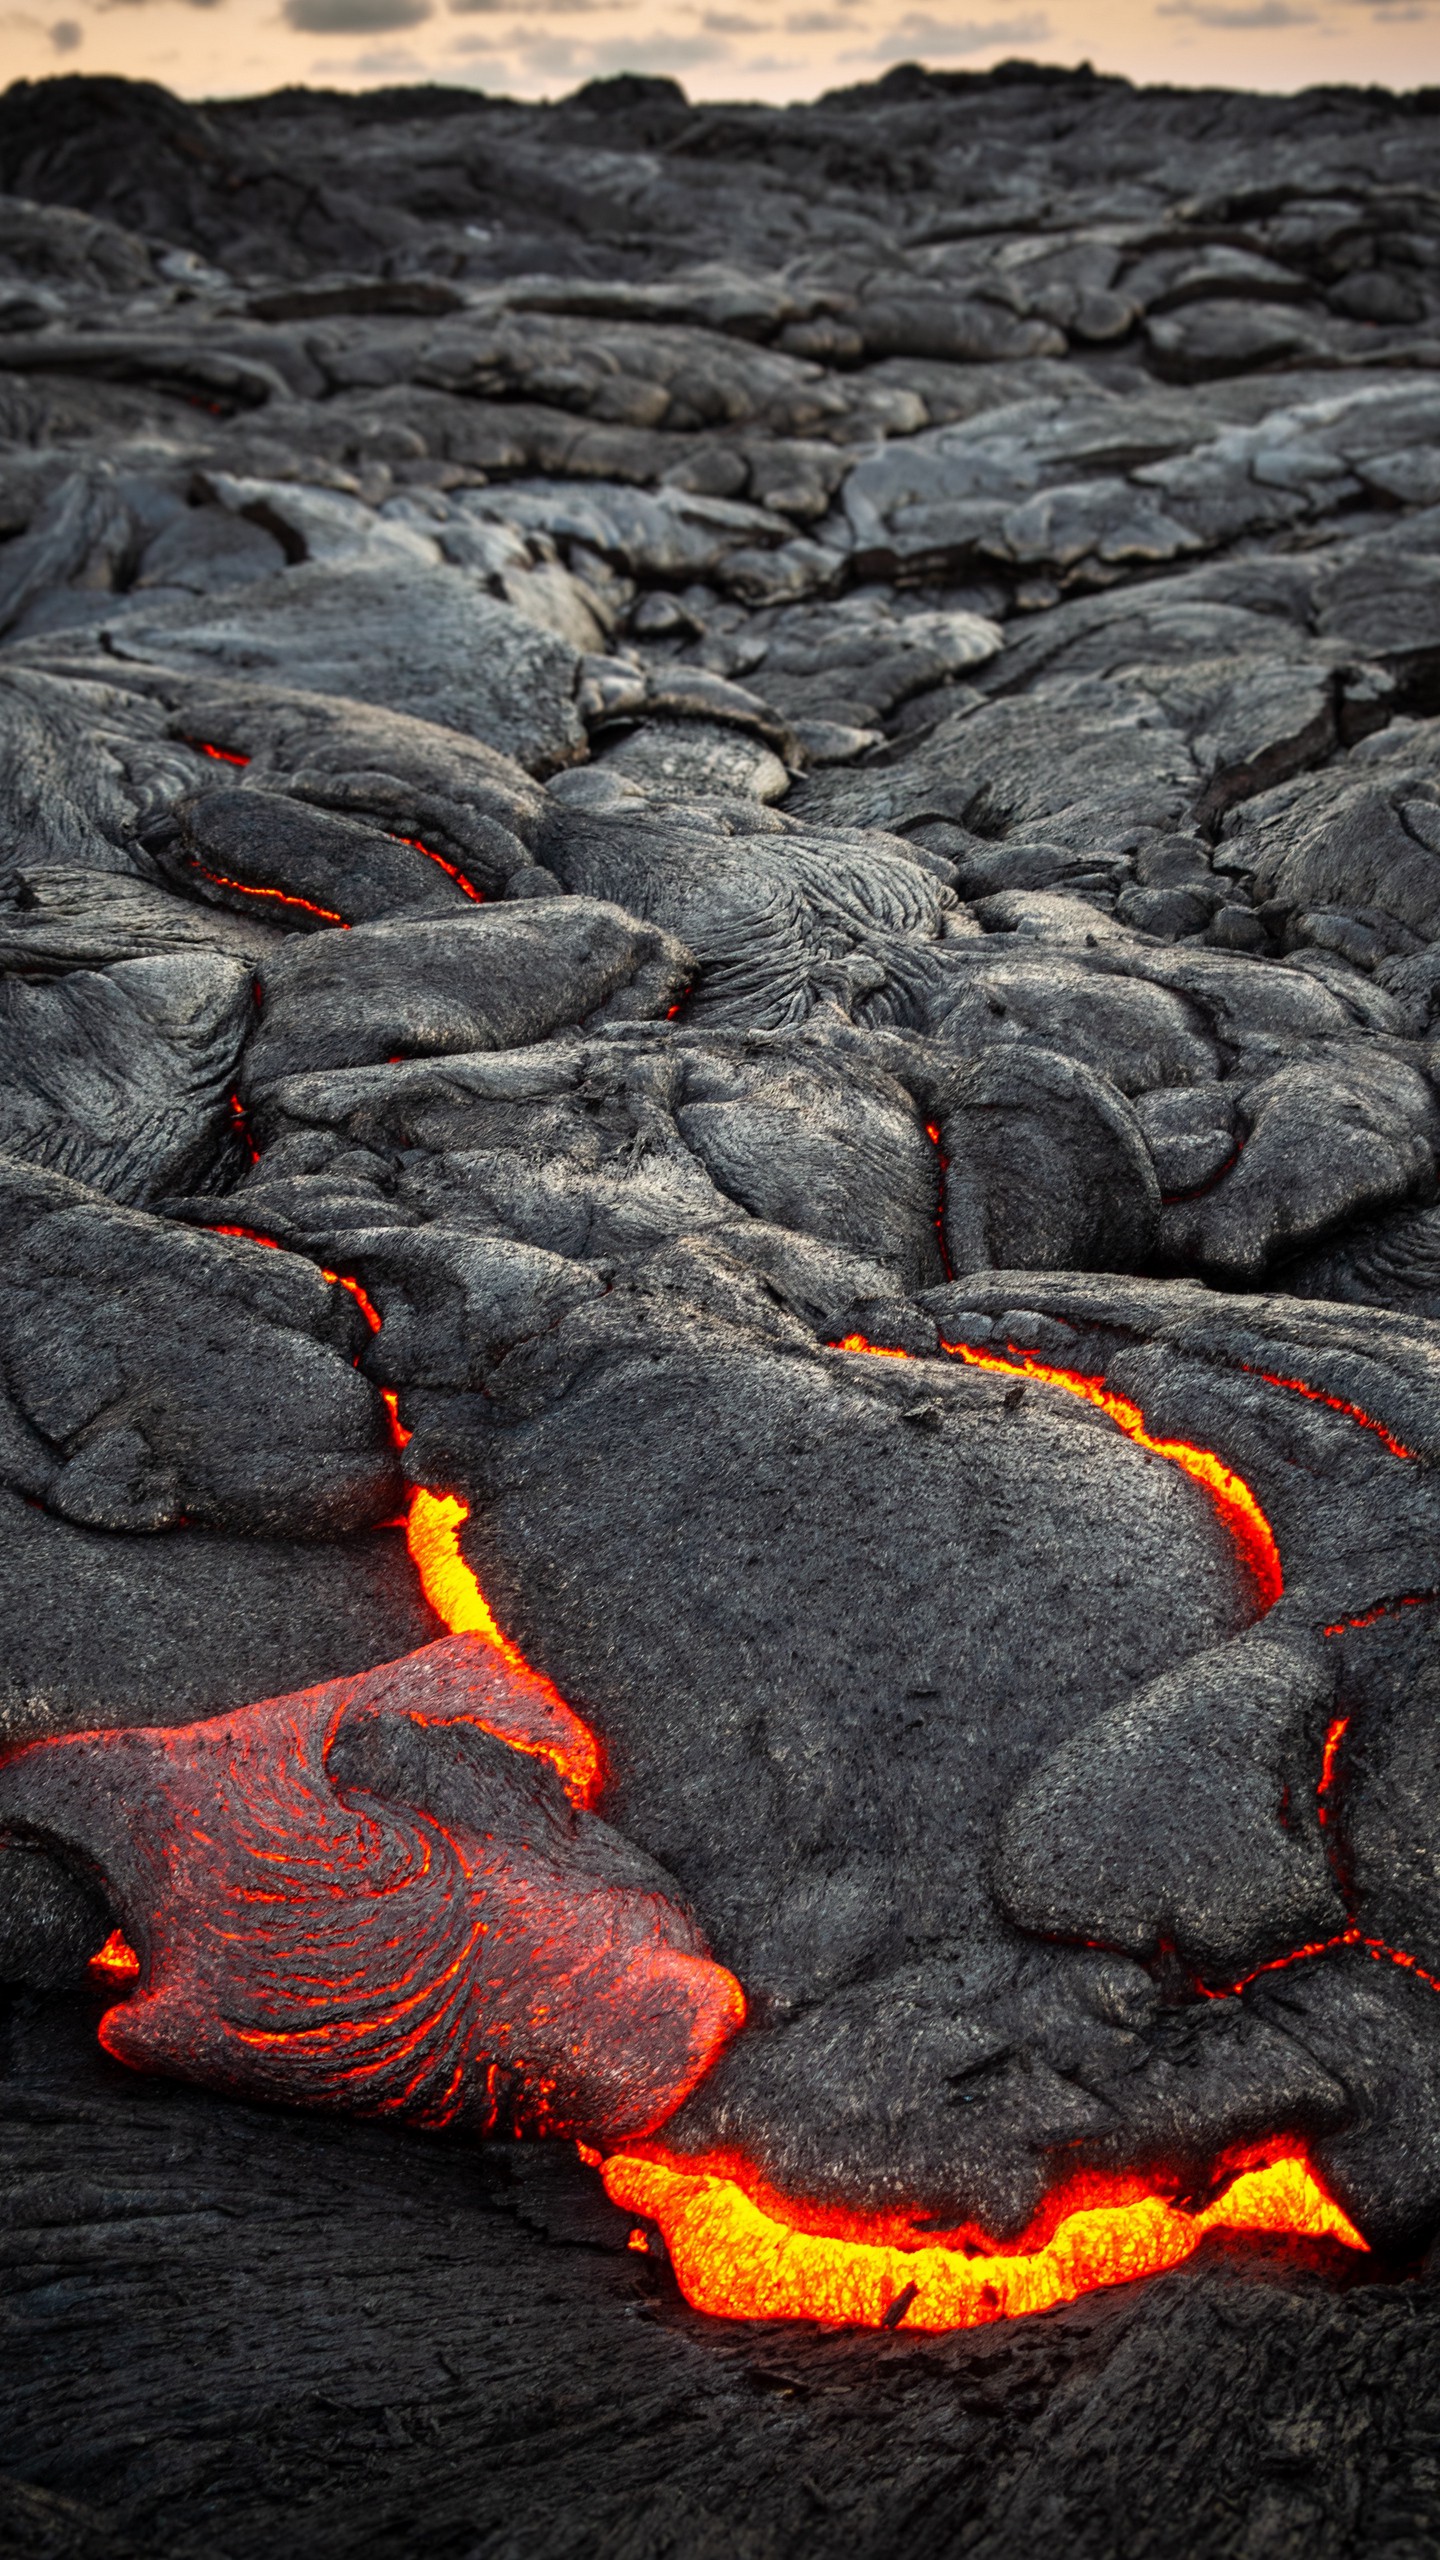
2, 57, 1440, 2560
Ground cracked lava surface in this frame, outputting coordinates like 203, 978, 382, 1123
6, 66, 1440, 2552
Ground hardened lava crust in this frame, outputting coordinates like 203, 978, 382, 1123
3, 59, 1440, 2560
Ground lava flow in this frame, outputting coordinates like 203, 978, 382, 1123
86, 1249, 1383, 2329
390, 834, 485, 903
594, 1325, 1367, 2336
186, 862, 349, 926
600, 2145, 1365, 2330
403, 1483, 604, 1810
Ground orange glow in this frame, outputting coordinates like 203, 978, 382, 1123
832, 1335, 1283, 1612
1216, 1922, 1440, 2001
600, 2144, 1366, 2331
188, 739, 250, 767
391, 834, 484, 903
405, 1487, 603, 1808
1241, 1365, 1416, 1462
25, 1664, 747, 2147
186, 861, 348, 925
1324, 1591, 1438, 1638
228, 1091, 260, 1167
88, 1927, 140, 1988
203, 1227, 383, 1337
942, 1342, 1283, 1611
325, 1270, 383, 1334
200, 1227, 597, 1803
1318, 1714, 1349, 1824
923, 1118, 953, 1280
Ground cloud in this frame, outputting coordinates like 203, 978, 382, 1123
701, 7, 763, 25
450, 0, 615, 15
48, 12, 80, 38
786, 6, 860, 24
285, 0, 433, 30
509, 22, 722, 69
1156, 0, 1315, 19
863, 8, 1050, 53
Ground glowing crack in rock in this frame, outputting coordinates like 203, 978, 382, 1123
835, 1333, 1283, 1611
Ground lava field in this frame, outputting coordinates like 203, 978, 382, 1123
2, 58, 1440, 2560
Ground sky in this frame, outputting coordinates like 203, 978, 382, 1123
0, 0, 1437, 119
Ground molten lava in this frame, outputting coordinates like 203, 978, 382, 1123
601, 2145, 1366, 2331
19, 1646, 743, 2146
186, 863, 349, 926
204, 1227, 383, 1339
404, 1487, 603, 1808
88, 1928, 140, 1988
96, 1240, 1408, 2331
390, 835, 485, 903
1241, 1364, 1417, 1462
923, 1119, 953, 1280
834, 1334, 1283, 1611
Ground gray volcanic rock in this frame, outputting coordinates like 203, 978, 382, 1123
240, 902, 693, 1093
0, 1155, 400, 1534
57, 558, 590, 774
0, 948, 253, 1204
3, 56, 1440, 2560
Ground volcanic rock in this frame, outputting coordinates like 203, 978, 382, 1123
1, 58, 1440, 2560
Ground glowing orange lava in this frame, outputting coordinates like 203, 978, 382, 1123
328, 1271, 383, 1333
1318, 1714, 1350, 1824
1241, 1365, 1417, 1462
189, 740, 250, 766
204, 1227, 382, 1338
833, 1335, 1283, 1612
391, 834, 484, 903
923, 1118, 953, 1281
601, 2145, 1366, 2330
88, 1928, 140, 1988
187, 862, 348, 926
1214, 1923, 1440, 2002
1323, 1591, 1438, 1638
405, 1487, 603, 1808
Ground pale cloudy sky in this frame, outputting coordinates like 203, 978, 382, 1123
0, 0, 1436, 118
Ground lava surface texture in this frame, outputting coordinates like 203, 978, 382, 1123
3, 56, 1440, 2560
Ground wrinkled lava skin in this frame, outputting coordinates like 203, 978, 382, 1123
0, 1635, 742, 2144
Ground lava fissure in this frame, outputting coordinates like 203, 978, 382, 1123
1240, 1365, 1418, 1463
185, 860, 349, 927
1201, 1699, 1440, 2006
204, 1226, 384, 1338
1322, 1589, 1439, 1637
924, 1119, 953, 1281
833, 1333, 1283, 1613
390, 834, 485, 903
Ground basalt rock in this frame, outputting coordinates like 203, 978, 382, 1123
4, 60, 1440, 2560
